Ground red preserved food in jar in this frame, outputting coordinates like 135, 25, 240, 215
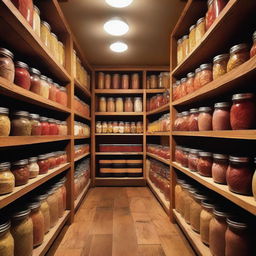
199, 63, 213, 87
180, 111, 190, 131
230, 93, 256, 130
250, 31, 256, 58
29, 113, 42, 136
112, 74, 120, 89
56, 87, 68, 107
14, 61, 31, 90
38, 154, 50, 174
186, 72, 195, 94
30, 68, 41, 95
173, 81, 180, 101
174, 113, 182, 131
212, 154, 228, 184
193, 68, 201, 90
11, 0, 34, 26
198, 107, 212, 131
212, 102, 231, 130
226, 156, 253, 195
188, 149, 200, 172
47, 153, 57, 169
198, 151, 213, 177
48, 119, 58, 135
188, 108, 199, 131
174, 146, 183, 164
155, 94, 164, 108
49, 83, 58, 102
180, 78, 187, 98
40, 117, 49, 135
11, 159, 29, 186
181, 147, 190, 168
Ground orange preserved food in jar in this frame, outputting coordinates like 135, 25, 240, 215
124, 97, 133, 112
193, 68, 201, 90
97, 72, 104, 89
131, 73, 139, 89
107, 97, 115, 112
199, 63, 213, 87
104, 74, 111, 89
112, 73, 120, 89
186, 72, 195, 94
121, 74, 129, 89
213, 54, 229, 80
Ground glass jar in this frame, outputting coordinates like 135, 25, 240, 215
102, 121, 108, 133
37, 154, 50, 175
112, 73, 120, 89
119, 121, 125, 133
188, 149, 200, 172
174, 178, 184, 213
230, 93, 256, 130
199, 63, 213, 87
97, 72, 104, 89
14, 61, 31, 90
182, 35, 189, 60
227, 156, 253, 195
56, 86, 67, 106
60, 121, 67, 135
104, 74, 111, 89
107, 122, 113, 133
50, 33, 58, 60
195, 17, 205, 46
40, 117, 49, 135
131, 122, 136, 133
11, 111, 31, 136
58, 41, 65, 67
227, 44, 250, 72
124, 97, 133, 112
136, 121, 143, 133
0, 221, 14, 256
48, 119, 58, 135
0, 48, 15, 82
198, 107, 212, 131
159, 72, 170, 89
99, 97, 107, 112
11, 159, 29, 186
0, 162, 15, 195
182, 184, 192, 224
33, 5, 41, 36
212, 154, 228, 184
29, 68, 41, 95
134, 97, 142, 112
193, 67, 201, 90
180, 77, 188, 98
28, 157, 39, 179
115, 97, 124, 112
121, 74, 129, 89
212, 102, 231, 130
189, 24, 196, 53
213, 53, 229, 80
29, 113, 41, 136
107, 97, 115, 112
49, 82, 58, 102
47, 189, 59, 228
113, 121, 119, 133
0, 107, 11, 136
150, 75, 158, 89
11, 209, 33, 256
181, 147, 189, 168
188, 108, 199, 131
131, 73, 139, 89
37, 194, 50, 234
124, 122, 131, 133
250, 31, 256, 58
39, 75, 50, 99
11, 0, 33, 26
40, 21, 51, 48
96, 121, 102, 133
186, 72, 195, 95
198, 151, 213, 177
180, 111, 190, 131
48, 153, 57, 169
177, 38, 183, 64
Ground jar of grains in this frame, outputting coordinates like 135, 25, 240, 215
11, 111, 32, 136
0, 221, 14, 256
0, 48, 15, 82
115, 97, 124, 112
212, 102, 231, 130
0, 107, 11, 136
213, 54, 229, 80
0, 162, 15, 195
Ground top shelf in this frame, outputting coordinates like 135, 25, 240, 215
94, 89, 144, 94
75, 78, 91, 98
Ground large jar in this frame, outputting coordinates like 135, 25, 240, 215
213, 53, 229, 80
134, 97, 142, 112
99, 97, 106, 112
131, 73, 139, 89
104, 74, 111, 89
107, 97, 115, 112
0, 221, 14, 256
28, 157, 39, 179
0, 48, 15, 82
198, 107, 212, 131
250, 31, 256, 58
136, 121, 143, 133
121, 74, 129, 89
50, 33, 58, 60
188, 108, 199, 131
37, 194, 50, 234
174, 178, 184, 213
198, 151, 213, 177
189, 24, 196, 53
227, 44, 250, 72
212, 154, 228, 184
199, 63, 213, 87
193, 67, 201, 90
40, 117, 49, 135
29, 113, 42, 136
181, 147, 189, 168
182, 184, 192, 224
11, 159, 29, 186
180, 111, 190, 131
33, 5, 41, 36
195, 17, 205, 46
178, 182, 186, 217
112, 73, 120, 89
11, 0, 33, 26
11, 111, 31, 136
180, 77, 187, 98
97, 72, 104, 89
58, 41, 65, 67
182, 35, 189, 60
119, 121, 124, 133
55, 183, 65, 217
227, 156, 253, 195
14, 61, 31, 90
124, 97, 133, 112
0, 162, 15, 195
37, 154, 50, 175
124, 122, 131, 133
29, 68, 41, 95
39, 75, 50, 99
40, 21, 51, 48
47, 189, 59, 228
188, 149, 200, 172
186, 72, 195, 94
49, 82, 58, 102
230, 93, 256, 130
56, 87, 67, 106
159, 72, 170, 89
150, 75, 158, 89
0, 107, 11, 136
49, 119, 58, 135
212, 102, 231, 130
177, 38, 183, 64
115, 97, 124, 112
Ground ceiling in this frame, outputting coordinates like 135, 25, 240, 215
60, 0, 186, 67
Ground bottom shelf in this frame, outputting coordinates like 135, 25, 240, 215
173, 209, 211, 256
33, 210, 70, 256
74, 179, 91, 211
95, 177, 145, 186
147, 178, 170, 214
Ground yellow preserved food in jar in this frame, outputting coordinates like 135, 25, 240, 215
175, 179, 183, 213
182, 35, 189, 60
102, 122, 108, 133
99, 97, 106, 112
50, 33, 58, 61
212, 54, 229, 80
107, 122, 113, 133
33, 6, 41, 37
115, 97, 124, 112
0, 162, 15, 195
58, 41, 65, 67
0, 221, 14, 256
177, 38, 183, 64
189, 24, 196, 53
40, 21, 51, 48
195, 17, 206, 46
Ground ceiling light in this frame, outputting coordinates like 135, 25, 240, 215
105, 0, 133, 8
110, 42, 128, 53
104, 17, 129, 36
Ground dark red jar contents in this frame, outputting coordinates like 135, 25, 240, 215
188, 108, 199, 131
11, 0, 34, 26
181, 148, 189, 168
29, 113, 42, 136
14, 61, 31, 90
48, 153, 57, 169
37, 155, 50, 174
198, 152, 213, 177
49, 119, 58, 135
40, 117, 50, 135
11, 159, 29, 186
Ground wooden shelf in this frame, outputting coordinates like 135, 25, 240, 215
146, 153, 170, 165
95, 177, 145, 187
146, 132, 170, 136
95, 133, 143, 136
74, 152, 90, 162
146, 104, 170, 116
0, 163, 70, 208
74, 111, 91, 121
173, 210, 211, 256
33, 211, 70, 256
74, 78, 91, 98
95, 152, 144, 156
74, 136, 90, 140
172, 130, 256, 140
74, 179, 91, 211
146, 89, 167, 94
172, 56, 256, 106
147, 178, 170, 215
95, 112, 144, 116
95, 89, 144, 94
172, 162, 256, 215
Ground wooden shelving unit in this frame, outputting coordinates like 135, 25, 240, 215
74, 78, 91, 98
95, 152, 144, 156
95, 177, 145, 187
95, 133, 143, 136
95, 112, 144, 116
146, 103, 170, 116
95, 89, 144, 94
146, 132, 170, 136
74, 179, 91, 211
74, 111, 91, 121
146, 153, 170, 165
74, 152, 90, 162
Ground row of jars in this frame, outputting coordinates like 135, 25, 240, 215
147, 144, 170, 160
174, 93, 256, 131
97, 72, 140, 89
146, 73, 170, 89
147, 113, 171, 133
0, 108, 68, 137
0, 177, 67, 256
96, 121, 143, 134
0, 151, 67, 195
98, 97, 143, 113
74, 122, 90, 137
175, 145, 256, 198
74, 144, 90, 158
175, 178, 254, 256
177, 0, 228, 64
147, 91, 170, 111
74, 96, 90, 117
174, 37, 255, 101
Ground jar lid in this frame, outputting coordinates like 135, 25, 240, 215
40, 75, 48, 81
187, 72, 195, 78
40, 116, 48, 122
134, 97, 142, 100
189, 108, 198, 114
213, 153, 228, 160
38, 154, 47, 160
13, 110, 29, 118
176, 178, 185, 184
213, 208, 231, 218
0, 162, 11, 171
183, 147, 191, 152
47, 188, 56, 195
253, 31, 256, 41
189, 148, 200, 154
15, 61, 29, 69
28, 157, 38, 163
36, 194, 48, 201
0, 48, 14, 58
29, 113, 40, 120
0, 221, 10, 233
195, 67, 201, 73
51, 32, 57, 39
60, 87, 66, 92
41, 21, 51, 30
177, 38, 182, 44
213, 54, 229, 63
30, 68, 41, 76
48, 118, 55, 123
53, 83, 59, 87
12, 208, 31, 219
189, 24, 196, 32
182, 35, 188, 40
201, 200, 215, 209
28, 201, 41, 210
47, 78, 53, 83
181, 111, 189, 116
12, 159, 28, 166
175, 80, 181, 86
199, 151, 212, 157
33, 5, 40, 14
196, 17, 205, 25
207, 0, 214, 6
214, 102, 230, 108
181, 183, 191, 189
180, 77, 187, 83
229, 156, 250, 163
232, 93, 254, 101
230, 43, 248, 54
199, 107, 212, 113
227, 218, 248, 229
194, 192, 207, 201
0, 107, 9, 114
200, 63, 212, 70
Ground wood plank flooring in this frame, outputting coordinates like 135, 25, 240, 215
49, 187, 195, 256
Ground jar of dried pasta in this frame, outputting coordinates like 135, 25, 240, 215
213, 53, 229, 80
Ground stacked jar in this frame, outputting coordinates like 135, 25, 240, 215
74, 96, 90, 117
74, 144, 90, 158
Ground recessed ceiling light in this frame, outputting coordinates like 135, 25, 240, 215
105, 0, 133, 8
104, 17, 129, 36
110, 42, 128, 53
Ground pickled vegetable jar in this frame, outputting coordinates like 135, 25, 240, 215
0, 48, 15, 82
195, 17, 205, 46
14, 61, 31, 90
40, 21, 51, 48
0, 107, 11, 136
0, 162, 15, 195
213, 53, 229, 80
33, 5, 41, 37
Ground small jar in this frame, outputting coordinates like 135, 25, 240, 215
97, 72, 104, 89
124, 97, 134, 112
227, 156, 253, 195
131, 122, 136, 133
37, 154, 50, 175
136, 121, 143, 133
99, 97, 107, 112
134, 97, 142, 112
181, 147, 190, 168
112, 73, 120, 89
195, 17, 205, 46
107, 97, 115, 112
29, 113, 42, 136
104, 74, 111, 89
131, 73, 139, 89
0, 162, 15, 194
121, 74, 129, 89
227, 44, 250, 72
188, 149, 200, 172
189, 24, 196, 53
186, 72, 195, 94
49, 82, 58, 102
39, 75, 50, 99
29, 68, 41, 95
0, 107, 11, 136
199, 63, 213, 87
180, 77, 188, 98
198, 151, 213, 177
115, 97, 124, 112
40, 21, 51, 48
230, 93, 256, 130
150, 75, 158, 89
28, 157, 39, 179
213, 54, 229, 80
11, 159, 29, 186
188, 108, 199, 131
177, 38, 183, 64
0, 48, 15, 82
193, 67, 201, 90
124, 122, 131, 133
182, 35, 189, 60
32, 5, 41, 36
119, 121, 125, 133
212, 154, 228, 184
37, 194, 50, 234
198, 107, 212, 131
40, 117, 49, 135
14, 61, 31, 90
96, 121, 102, 133
212, 102, 231, 130
107, 122, 113, 133
102, 121, 108, 133
0, 221, 14, 256
250, 31, 256, 58
48, 153, 57, 169
47, 189, 59, 228
11, 111, 32, 136
113, 121, 119, 133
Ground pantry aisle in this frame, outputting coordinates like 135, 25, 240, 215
47, 187, 195, 256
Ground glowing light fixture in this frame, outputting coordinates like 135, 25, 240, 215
105, 0, 133, 8
110, 41, 128, 53
104, 17, 129, 36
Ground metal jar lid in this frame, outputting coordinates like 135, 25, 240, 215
60, 86, 66, 92
48, 118, 55, 123
12, 159, 28, 166
41, 21, 51, 30
33, 5, 40, 15
187, 72, 195, 78
182, 35, 188, 40
229, 156, 250, 163
207, 0, 214, 6
180, 77, 187, 83
182, 147, 191, 152
213, 54, 229, 63
28, 201, 41, 210
213, 208, 231, 218
36, 194, 48, 201
12, 208, 31, 219
38, 154, 48, 160
40, 75, 48, 81
194, 192, 207, 201
214, 102, 230, 108
0, 221, 11, 233
177, 38, 182, 44
196, 17, 205, 26
229, 43, 248, 54
51, 32, 57, 39
232, 93, 254, 101
29, 113, 40, 120
189, 148, 200, 154
201, 200, 215, 209
13, 111, 29, 118
28, 157, 38, 163
30, 68, 41, 76
199, 151, 212, 157
40, 116, 48, 122
189, 24, 196, 32
195, 67, 201, 74
0, 162, 11, 171
15, 61, 29, 69
181, 183, 191, 189
213, 153, 228, 160
200, 63, 212, 70
199, 107, 212, 113
189, 108, 199, 114
181, 111, 189, 116
0, 107, 9, 115
227, 218, 248, 230
0, 48, 14, 59
47, 78, 53, 84
253, 31, 256, 41
175, 80, 181, 86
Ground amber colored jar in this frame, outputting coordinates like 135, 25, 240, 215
29, 113, 42, 136
47, 189, 59, 228
230, 93, 256, 130
178, 183, 186, 217
177, 38, 183, 64
104, 74, 111, 89
124, 97, 133, 112
40, 117, 49, 135
198, 151, 213, 177
136, 121, 143, 133
186, 72, 195, 94
182, 184, 192, 224
212, 102, 231, 130
189, 24, 196, 53
188, 108, 199, 131
179, 111, 189, 131
182, 35, 189, 60
199, 63, 213, 87
198, 107, 212, 131
250, 31, 256, 58
112, 73, 120, 89
150, 75, 158, 89
37, 154, 50, 175
124, 122, 131, 133
113, 121, 119, 133
227, 44, 250, 72
12, 111, 31, 136
131, 122, 136, 133
11, 159, 29, 186
99, 97, 107, 112
115, 97, 124, 112
174, 178, 184, 213
97, 72, 104, 89
0, 48, 15, 83
14, 61, 31, 90
131, 73, 139, 89
107, 122, 113, 133
11, 0, 34, 26
49, 82, 58, 102
212, 154, 228, 184
0, 162, 15, 195
0, 221, 14, 256
107, 97, 115, 112
213, 54, 229, 80
37, 194, 50, 234
180, 77, 187, 98
193, 68, 201, 90
121, 74, 129, 89
227, 156, 253, 195
102, 121, 107, 133
0, 107, 11, 136
195, 17, 205, 46
29, 68, 41, 95
39, 75, 50, 99
57, 86, 67, 106
181, 147, 189, 168
119, 121, 125, 133
188, 149, 200, 172
40, 21, 51, 48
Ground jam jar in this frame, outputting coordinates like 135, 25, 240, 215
227, 44, 250, 72
188, 108, 199, 131
112, 73, 120, 89
195, 17, 205, 45
213, 53, 229, 80
193, 67, 201, 90
11, 159, 29, 186
0, 220, 14, 256
212, 154, 228, 184
107, 97, 115, 112
198, 107, 212, 131
48, 119, 58, 135
37, 154, 50, 174
188, 149, 200, 172
29, 68, 41, 95
199, 63, 213, 87
230, 93, 256, 130
121, 74, 129, 89
198, 151, 213, 177
124, 97, 133, 112
212, 102, 231, 130
29, 113, 42, 136
40, 117, 49, 135
14, 61, 31, 90
189, 24, 196, 53
250, 31, 256, 58
11, 0, 34, 26
0, 48, 15, 82
28, 157, 39, 178
57, 86, 68, 106
0, 162, 15, 195
186, 72, 195, 94
0, 107, 11, 136
227, 156, 253, 195
11, 111, 32, 136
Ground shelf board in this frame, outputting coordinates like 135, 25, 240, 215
95, 177, 145, 186
172, 162, 256, 215
74, 78, 91, 98
0, 163, 70, 209
147, 178, 170, 215
146, 89, 167, 94
74, 179, 91, 211
173, 210, 211, 256
74, 152, 90, 162
146, 132, 170, 136
146, 153, 170, 165
95, 89, 144, 94
172, 130, 256, 140
74, 111, 91, 121
0, 77, 71, 113
95, 152, 144, 156
172, 56, 256, 106
95, 112, 144, 116
146, 104, 170, 116
33, 210, 70, 256
74, 136, 90, 140
95, 133, 143, 136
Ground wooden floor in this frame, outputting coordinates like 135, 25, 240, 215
48, 187, 195, 256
